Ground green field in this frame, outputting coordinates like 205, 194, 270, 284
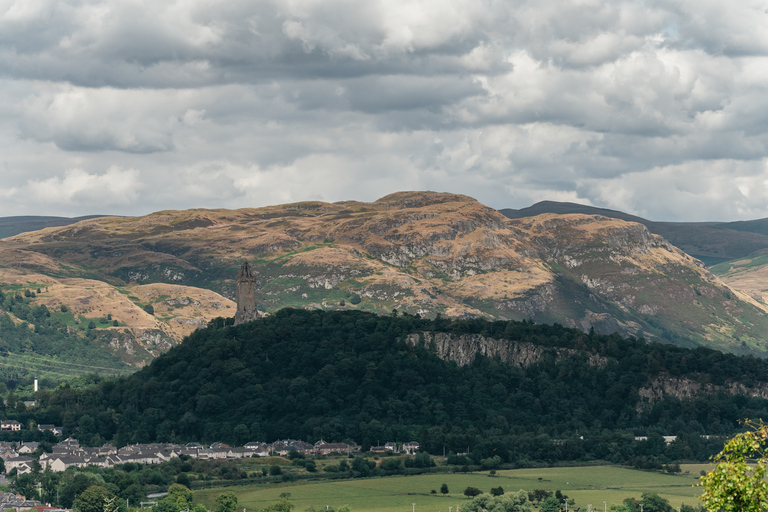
195, 465, 710, 512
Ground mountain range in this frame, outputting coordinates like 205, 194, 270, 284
2, 191, 768, 364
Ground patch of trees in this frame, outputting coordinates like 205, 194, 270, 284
0, 289, 126, 389
10, 455, 251, 508
20, 309, 768, 464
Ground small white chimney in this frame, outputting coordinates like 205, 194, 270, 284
33, 378, 38, 393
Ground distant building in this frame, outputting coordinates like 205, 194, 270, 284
402, 442, 420, 454
234, 261, 259, 325
38, 424, 63, 436
0, 420, 21, 432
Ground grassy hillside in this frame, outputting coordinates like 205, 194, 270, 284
2, 192, 767, 358
501, 201, 768, 266
0, 215, 106, 239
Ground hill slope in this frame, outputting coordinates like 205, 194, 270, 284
1, 192, 767, 357
501, 201, 768, 266
0, 215, 106, 239
24, 309, 768, 464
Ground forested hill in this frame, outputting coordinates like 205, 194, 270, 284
24, 309, 768, 463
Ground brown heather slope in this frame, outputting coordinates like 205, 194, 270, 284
2, 191, 768, 359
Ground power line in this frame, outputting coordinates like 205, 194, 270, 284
4, 357, 118, 373
0, 361, 86, 378
6, 352, 127, 371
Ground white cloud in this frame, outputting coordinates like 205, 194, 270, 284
0, 0, 767, 220
26, 167, 144, 207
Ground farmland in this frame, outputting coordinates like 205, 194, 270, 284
195, 464, 707, 512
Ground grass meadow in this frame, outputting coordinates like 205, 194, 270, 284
195, 464, 711, 512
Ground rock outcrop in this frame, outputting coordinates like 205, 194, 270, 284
405, 331, 607, 368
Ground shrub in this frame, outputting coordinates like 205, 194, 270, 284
379, 458, 403, 472
464, 487, 482, 497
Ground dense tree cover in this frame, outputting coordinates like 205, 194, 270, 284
0, 288, 127, 388
20, 309, 768, 464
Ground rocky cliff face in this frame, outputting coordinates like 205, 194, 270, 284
405, 331, 608, 368
2, 191, 768, 361
638, 374, 768, 403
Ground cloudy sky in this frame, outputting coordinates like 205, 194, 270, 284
1, 0, 768, 221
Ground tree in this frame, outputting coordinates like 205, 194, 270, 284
160, 484, 193, 512
481, 455, 501, 469
73, 485, 117, 512
233, 423, 250, 446
699, 421, 768, 512
540, 497, 561, 512
462, 491, 534, 512
88, 321, 96, 330
120, 483, 146, 507
262, 500, 294, 512
639, 493, 672, 512
351, 456, 375, 476
440, 483, 449, 494
464, 487, 483, 497
143, 304, 154, 315
60, 472, 95, 507
215, 492, 238, 512
491, 487, 505, 497
379, 458, 402, 472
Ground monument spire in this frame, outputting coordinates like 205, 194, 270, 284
234, 261, 259, 325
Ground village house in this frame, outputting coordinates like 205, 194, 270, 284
402, 442, 420, 454
0, 420, 20, 432
16, 442, 39, 455
0, 491, 45, 511
244, 442, 270, 456
314, 440, 358, 456
37, 424, 63, 436
4, 456, 34, 474
272, 439, 313, 456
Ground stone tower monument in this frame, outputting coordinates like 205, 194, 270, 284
235, 261, 259, 325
